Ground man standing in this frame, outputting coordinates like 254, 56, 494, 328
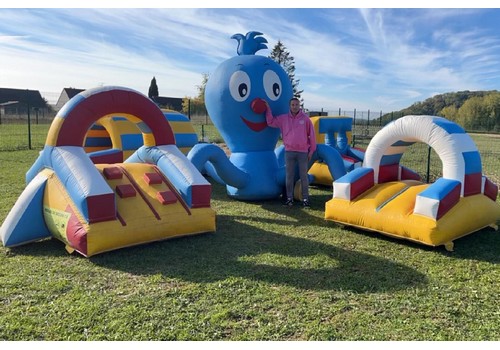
265, 98, 316, 208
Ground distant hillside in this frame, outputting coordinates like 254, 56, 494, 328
398, 90, 496, 115
383, 90, 500, 132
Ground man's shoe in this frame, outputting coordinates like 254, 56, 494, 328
283, 198, 293, 207
302, 199, 311, 208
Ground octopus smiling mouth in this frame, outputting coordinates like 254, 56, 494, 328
241, 116, 267, 132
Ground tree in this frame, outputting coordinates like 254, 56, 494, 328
440, 105, 459, 123
196, 73, 209, 101
269, 40, 303, 102
181, 73, 209, 116
148, 76, 159, 99
458, 96, 486, 130
483, 92, 500, 131
382, 90, 500, 131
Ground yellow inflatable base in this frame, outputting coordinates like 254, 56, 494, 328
81, 207, 215, 257
42, 164, 216, 257
325, 180, 500, 250
309, 162, 334, 187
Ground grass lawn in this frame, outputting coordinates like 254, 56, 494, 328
1, 147, 499, 341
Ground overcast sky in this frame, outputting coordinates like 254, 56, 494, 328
2, 4, 500, 113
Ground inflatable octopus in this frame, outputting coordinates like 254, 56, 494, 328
188, 31, 346, 200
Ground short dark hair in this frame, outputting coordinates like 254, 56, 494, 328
289, 97, 300, 103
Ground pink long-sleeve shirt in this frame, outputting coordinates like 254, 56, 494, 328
266, 108, 317, 156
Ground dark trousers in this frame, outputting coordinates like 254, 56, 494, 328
285, 151, 309, 200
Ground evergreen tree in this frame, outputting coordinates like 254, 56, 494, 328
148, 76, 159, 99
269, 40, 303, 102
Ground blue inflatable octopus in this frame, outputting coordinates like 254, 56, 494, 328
187, 31, 346, 200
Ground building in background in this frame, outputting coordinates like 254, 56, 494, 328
54, 88, 85, 112
0, 88, 50, 123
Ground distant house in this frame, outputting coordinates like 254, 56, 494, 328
151, 96, 183, 112
54, 87, 85, 112
0, 88, 49, 121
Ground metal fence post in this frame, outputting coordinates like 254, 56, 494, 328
426, 146, 432, 183
352, 108, 357, 147
26, 90, 32, 150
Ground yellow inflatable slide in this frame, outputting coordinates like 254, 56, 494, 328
1, 86, 215, 257
325, 115, 500, 250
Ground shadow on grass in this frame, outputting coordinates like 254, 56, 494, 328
441, 225, 500, 263
284, 184, 500, 264
330, 220, 500, 264
5, 238, 69, 258
5, 180, 497, 293
76, 213, 426, 293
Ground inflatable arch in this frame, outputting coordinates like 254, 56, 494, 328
1, 86, 215, 257
325, 115, 500, 250
84, 109, 198, 160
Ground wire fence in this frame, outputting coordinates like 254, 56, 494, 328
1, 111, 499, 191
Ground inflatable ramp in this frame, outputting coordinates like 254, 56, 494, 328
325, 115, 500, 250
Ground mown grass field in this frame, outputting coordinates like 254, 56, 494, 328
1, 123, 500, 340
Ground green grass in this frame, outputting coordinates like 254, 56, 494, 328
1, 146, 500, 340
0, 123, 50, 151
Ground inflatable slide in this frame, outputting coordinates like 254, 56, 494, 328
325, 115, 500, 250
0, 86, 215, 257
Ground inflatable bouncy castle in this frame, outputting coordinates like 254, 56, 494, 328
325, 115, 500, 250
0, 86, 215, 257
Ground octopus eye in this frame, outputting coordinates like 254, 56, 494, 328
229, 71, 251, 102
263, 70, 282, 101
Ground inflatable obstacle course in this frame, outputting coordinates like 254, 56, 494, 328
1, 86, 215, 257
325, 115, 500, 250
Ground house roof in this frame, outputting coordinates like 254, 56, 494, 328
0, 88, 47, 108
151, 96, 183, 111
63, 88, 85, 99
54, 88, 86, 111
